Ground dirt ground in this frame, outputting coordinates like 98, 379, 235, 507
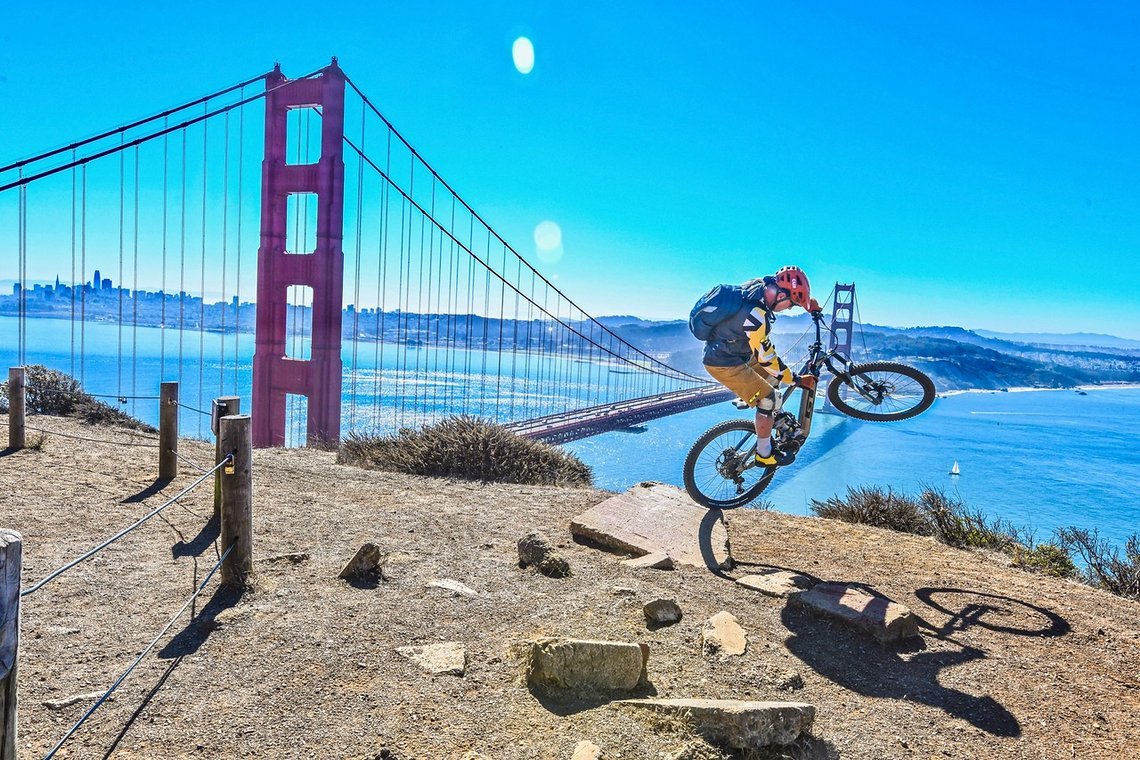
2, 414, 1139, 759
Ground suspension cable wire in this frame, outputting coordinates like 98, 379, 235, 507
20, 457, 230, 598
342, 137, 704, 385
118, 139, 125, 404
199, 108, 209, 439
179, 130, 187, 397
349, 104, 365, 430
397, 157, 410, 421
481, 230, 492, 418
70, 153, 77, 378
372, 131, 390, 430
234, 91, 246, 395
344, 78, 695, 383
161, 118, 169, 380
0, 71, 267, 174
220, 111, 230, 401
853, 286, 870, 361
444, 195, 457, 410
463, 214, 475, 417
0, 71, 324, 195
41, 542, 235, 760
510, 252, 522, 419
419, 178, 434, 417
17, 174, 26, 366
80, 164, 87, 385
495, 241, 507, 418
132, 145, 140, 416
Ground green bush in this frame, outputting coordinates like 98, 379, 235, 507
810, 486, 933, 535
921, 488, 1019, 552
338, 415, 593, 487
1010, 543, 1078, 579
0, 365, 155, 432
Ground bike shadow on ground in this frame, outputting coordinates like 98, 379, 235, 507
780, 583, 1043, 738
698, 508, 735, 578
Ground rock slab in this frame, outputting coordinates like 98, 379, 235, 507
396, 642, 467, 676
338, 543, 381, 582
791, 583, 919, 643
621, 552, 674, 570
426, 578, 477, 596
702, 611, 746, 656
736, 571, 814, 598
617, 699, 815, 748
571, 482, 732, 570
527, 638, 648, 692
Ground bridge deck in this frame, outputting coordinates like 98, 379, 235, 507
507, 385, 736, 444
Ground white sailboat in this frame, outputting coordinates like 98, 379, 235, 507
949, 460, 960, 476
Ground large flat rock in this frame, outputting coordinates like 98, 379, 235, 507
617, 698, 815, 748
790, 583, 919, 643
571, 482, 732, 570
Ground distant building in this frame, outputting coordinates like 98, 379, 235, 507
102, 278, 112, 291
94, 270, 101, 289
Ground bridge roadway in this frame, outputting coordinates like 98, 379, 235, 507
507, 384, 736, 444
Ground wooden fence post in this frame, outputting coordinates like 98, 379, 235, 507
7, 368, 25, 451
159, 382, 179, 480
219, 415, 253, 586
1, 529, 22, 760
212, 396, 240, 518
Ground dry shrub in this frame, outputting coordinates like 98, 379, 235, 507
0, 364, 155, 432
1057, 528, 1140, 599
810, 486, 932, 535
338, 415, 593, 487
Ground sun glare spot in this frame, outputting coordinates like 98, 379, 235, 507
512, 37, 535, 74
534, 220, 563, 263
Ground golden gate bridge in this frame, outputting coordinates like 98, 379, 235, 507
1, 60, 855, 447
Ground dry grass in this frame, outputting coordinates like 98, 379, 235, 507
337, 415, 593, 487
0, 364, 156, 432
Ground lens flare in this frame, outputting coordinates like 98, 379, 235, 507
512, 37, 535, 74
534, 220, 563, 263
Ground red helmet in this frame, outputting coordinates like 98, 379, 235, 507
774, 266, 812, 311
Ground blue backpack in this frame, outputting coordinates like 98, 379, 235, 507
688, 284, 745, 341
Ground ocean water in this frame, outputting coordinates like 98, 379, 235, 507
4, 315, 1137, 551
565, 387, 1140, 552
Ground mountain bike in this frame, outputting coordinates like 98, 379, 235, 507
683, 309, 936, 509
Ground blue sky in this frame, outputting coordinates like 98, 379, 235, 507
1, 2, 1138, 337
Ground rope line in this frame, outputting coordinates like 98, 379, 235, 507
41, 543, 235, 760
174, 400, 213, 417
20, 457, 232, 597
24, 425, 159, 447
23, 387, 161, 402
172, 448, 211, 474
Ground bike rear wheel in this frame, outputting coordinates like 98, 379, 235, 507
683, 419, 777, 509
827, 361, 936, 421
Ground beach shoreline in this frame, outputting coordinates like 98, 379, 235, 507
939, 382, 1140, 398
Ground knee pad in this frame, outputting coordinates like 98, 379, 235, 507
751, 389, 777, 413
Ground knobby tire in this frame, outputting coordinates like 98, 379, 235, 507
827, 361, 935, 421
683, 419, 777, 510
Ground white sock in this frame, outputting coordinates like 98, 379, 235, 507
756, 438, 772, 457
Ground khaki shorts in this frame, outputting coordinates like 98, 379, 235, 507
705, 359, 779, 409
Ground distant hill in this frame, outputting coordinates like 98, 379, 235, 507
975, 330, 1140, 351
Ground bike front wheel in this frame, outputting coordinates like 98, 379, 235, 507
683, 419, 777, 509
827, 361, 936, 421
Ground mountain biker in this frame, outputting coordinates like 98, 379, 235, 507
693, 266, 821, 467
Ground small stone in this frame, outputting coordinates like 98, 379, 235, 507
537, 553, 572, 578
338, 543, 382, 583
396, 642, 467, 676
772, 670, 804, 691
527, 638, 649, 692
259, 551, 310, 565
791, 583, 920, 643
612, 586, 638, 596
426, 578, 477, 596
644, 598, 683, 627
571, 741, 602, 760
44, 691, 104, 710
621, 552, 674, 570
702, 611, 746, 656
518, 531, 556, 567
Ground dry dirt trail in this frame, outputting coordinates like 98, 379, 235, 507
2, 414, 1138, 759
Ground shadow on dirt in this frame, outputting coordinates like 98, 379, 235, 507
529, 681, 659, 717
158, 582, 243, 660
171, 514, 220, 559
121, 476, 174, 504
781, 584, 1071, 738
